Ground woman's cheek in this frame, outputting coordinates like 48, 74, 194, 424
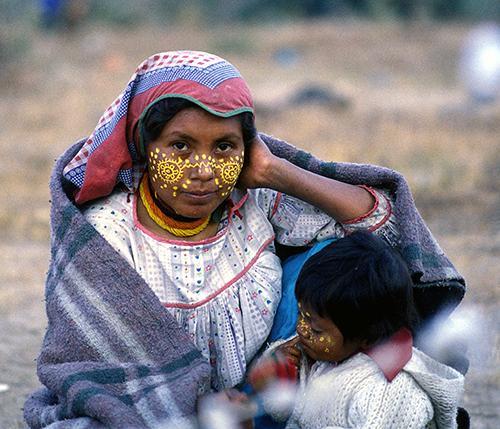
213, 153, 244, 197
147, 149, 187, 197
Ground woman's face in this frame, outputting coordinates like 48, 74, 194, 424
146, 107, 245, 219
296, 303, 362, 363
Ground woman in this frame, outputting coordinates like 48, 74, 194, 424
25, 51, 465, 428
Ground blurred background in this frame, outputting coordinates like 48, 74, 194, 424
1, 1, 499, 427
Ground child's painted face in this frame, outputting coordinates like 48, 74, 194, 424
296, 302, 362, 363
146, 107, 245, 219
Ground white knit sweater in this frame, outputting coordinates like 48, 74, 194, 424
261, 342, 464, 429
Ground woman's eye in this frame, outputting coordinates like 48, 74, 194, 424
216, 142, 233, 152
172, 141, 188, 151
311, 328, 322, 335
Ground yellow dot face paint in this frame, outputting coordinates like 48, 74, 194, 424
148, 149, 244, 197
296, 307, 343, 362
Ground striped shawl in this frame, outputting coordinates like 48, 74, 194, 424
24, 142, 210, 428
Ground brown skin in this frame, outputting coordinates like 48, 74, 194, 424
249, 304, 367, 392
238, 134, 375, 222
296, 303, 366, 363
247, 337, 301, 392
137, 106, 374, 241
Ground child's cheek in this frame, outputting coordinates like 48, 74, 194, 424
317, 335, 335, 354
303, 335, 337, 360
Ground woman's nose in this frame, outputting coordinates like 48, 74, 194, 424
189, 154, 214, 181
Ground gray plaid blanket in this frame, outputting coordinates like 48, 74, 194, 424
24, 142, 210, 428
261, 133, 465, 318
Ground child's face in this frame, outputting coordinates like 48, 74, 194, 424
296, 303, 363, 363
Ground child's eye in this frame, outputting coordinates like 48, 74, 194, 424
311, 328, 322, 335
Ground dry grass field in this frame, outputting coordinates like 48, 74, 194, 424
0, 20, 498, 428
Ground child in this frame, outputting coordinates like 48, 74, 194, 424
248, 230, 464, 429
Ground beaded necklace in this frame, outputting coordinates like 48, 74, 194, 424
139, 173, 210, 237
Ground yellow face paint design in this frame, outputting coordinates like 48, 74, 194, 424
297, 311, 336, 354
148, 149, 244, 197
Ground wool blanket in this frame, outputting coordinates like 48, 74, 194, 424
24, 142, 211, 428
25, 135, 465, 427
261, 133, 465, 319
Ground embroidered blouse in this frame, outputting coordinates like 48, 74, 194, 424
83, 186, 396, 390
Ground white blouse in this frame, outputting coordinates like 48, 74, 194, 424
83, 186, 395, 390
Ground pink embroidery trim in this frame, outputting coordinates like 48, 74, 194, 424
163, 235, 275, 309
270, 192, 283, 218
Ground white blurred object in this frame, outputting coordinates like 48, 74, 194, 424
0, 383, 9, 393
198, 391, 257, 429
259, 380, 298, 419
419, 304, 492, 369
198, 396, 240, 429
459, 24, 500, 104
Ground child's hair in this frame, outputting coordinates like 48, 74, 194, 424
295, 230, 418, 345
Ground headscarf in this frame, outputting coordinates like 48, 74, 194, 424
63, 51, 254, 204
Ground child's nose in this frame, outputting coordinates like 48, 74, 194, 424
296, 323, 310, 340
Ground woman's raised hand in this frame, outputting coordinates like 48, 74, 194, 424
238, 134, 375, 222
237, 135, 279, 190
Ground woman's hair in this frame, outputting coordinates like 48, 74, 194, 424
295, 230, 419, 346
141, 97, 257, 148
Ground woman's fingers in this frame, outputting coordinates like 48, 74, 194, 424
237, 134, 276, 189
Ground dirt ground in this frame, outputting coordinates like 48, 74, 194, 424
0, 20, 499, 428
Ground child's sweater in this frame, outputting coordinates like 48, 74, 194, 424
261, 339, 464, 429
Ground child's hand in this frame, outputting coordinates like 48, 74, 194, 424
247, 338, 301, 392
274, 336, 301, 367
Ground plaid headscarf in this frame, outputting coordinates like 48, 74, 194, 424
63, 51, 254, 204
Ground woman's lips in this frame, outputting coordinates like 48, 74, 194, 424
182, 191, 217, 200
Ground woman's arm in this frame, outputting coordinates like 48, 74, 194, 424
239, 136, 374, 222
